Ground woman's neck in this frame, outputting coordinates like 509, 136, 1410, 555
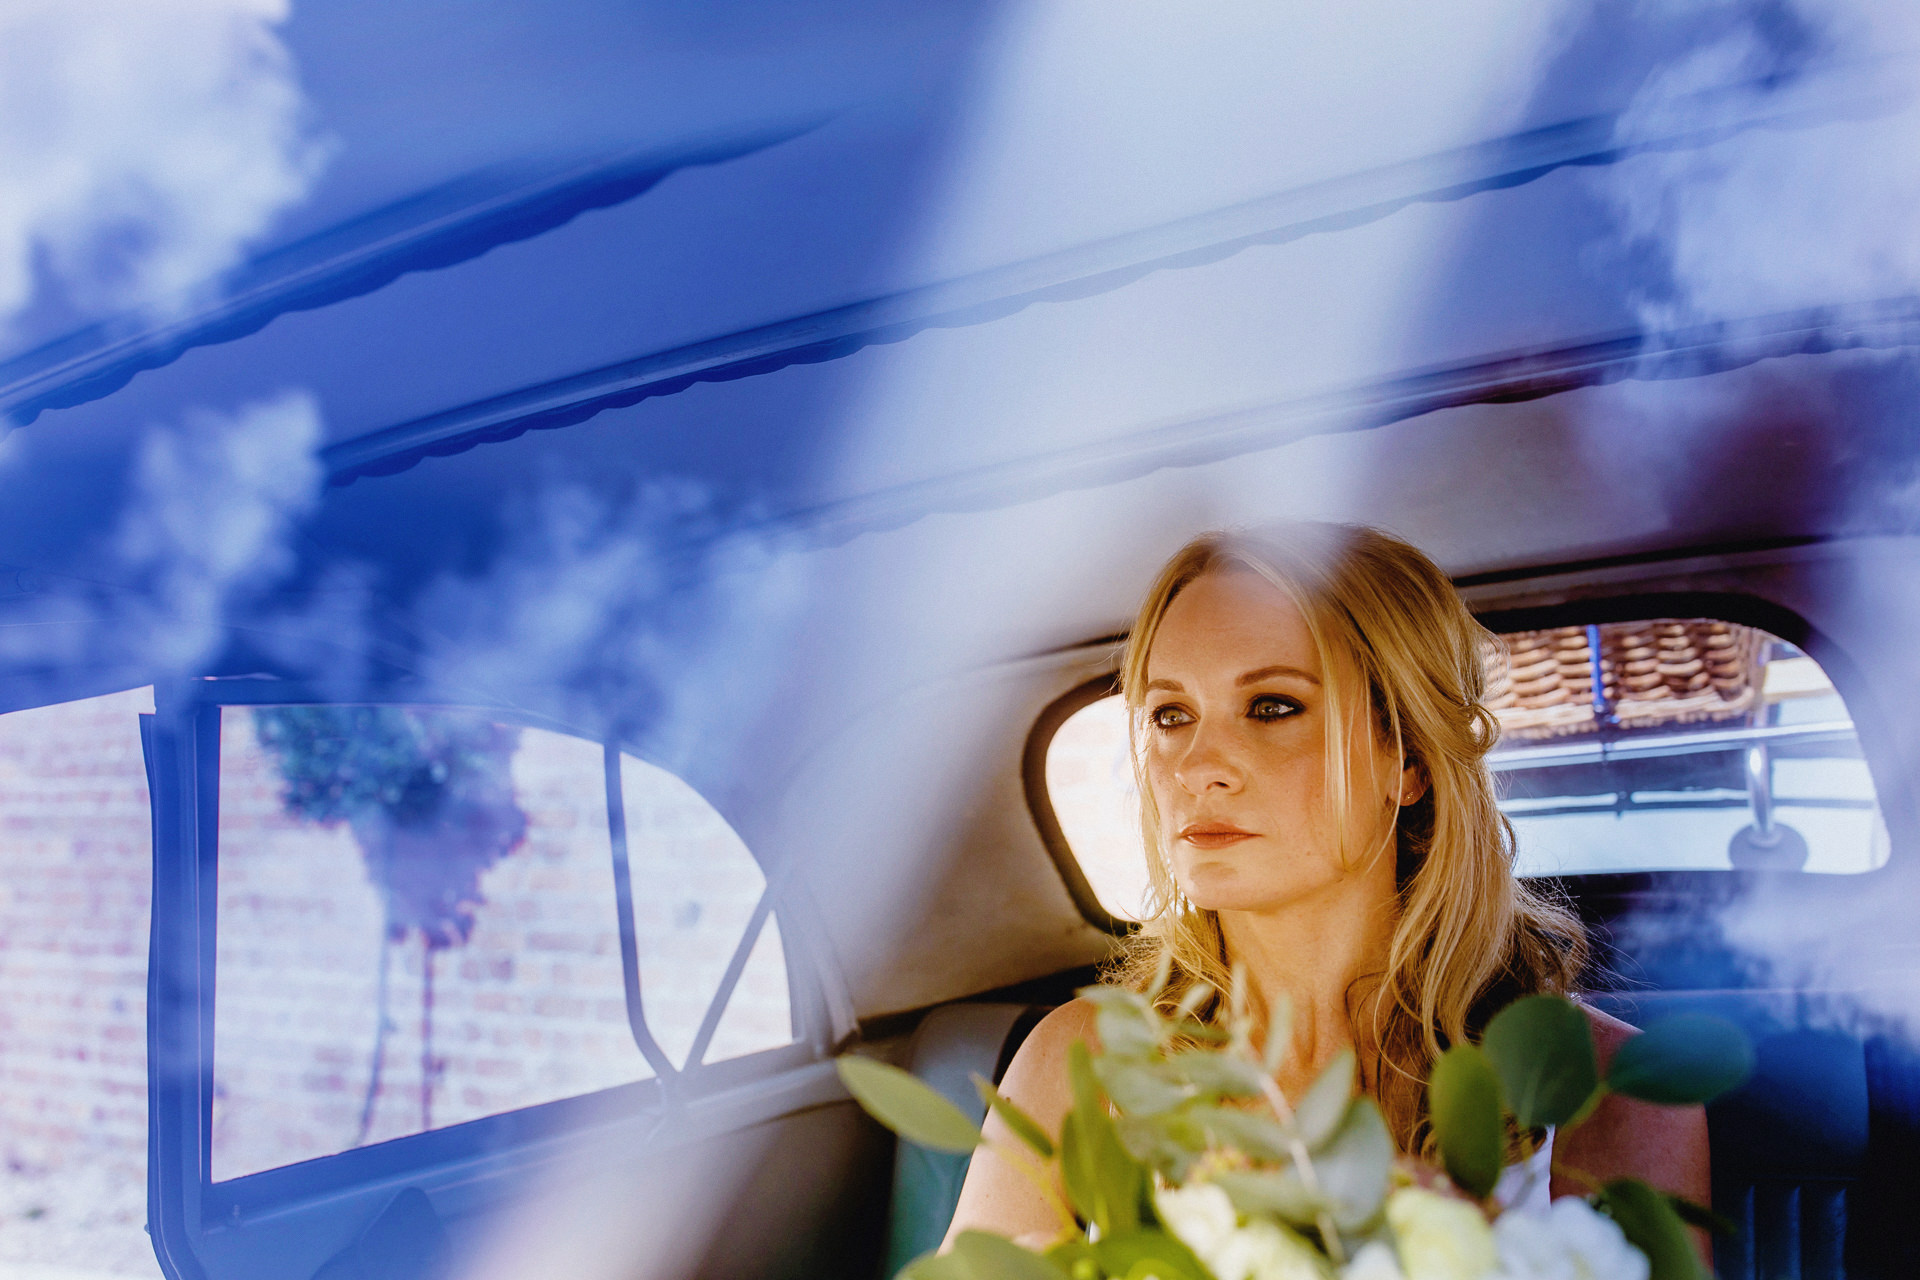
1216, 866, 1399, 1084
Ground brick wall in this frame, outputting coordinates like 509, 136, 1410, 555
0, 692, 789, 1278
0, 688, 157, 1278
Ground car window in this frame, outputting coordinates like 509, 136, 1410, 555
212, 707, 657, 1181
1042, 616, 1886, 922
208, 706, 800, 1190
1046, 692, 1153, 922
0, 687, 162, 1279
616, 752, 793, 1068
1487, 621, 1887, 877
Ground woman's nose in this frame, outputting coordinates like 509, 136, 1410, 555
1172, 721, 1244, 794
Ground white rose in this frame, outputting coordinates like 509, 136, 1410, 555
1341, 1240, 1410, 1280
1490, 1199, 1650, 1280
1155, 1182, 1240, 1260
1386, 1188, 1498, 1280
1210, 1220, 1334, 1280
1153, 1183, 1330, 1280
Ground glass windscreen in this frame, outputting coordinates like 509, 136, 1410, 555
1045, 616, 1885, 921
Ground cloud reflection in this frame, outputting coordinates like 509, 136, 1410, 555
0, 0, 323, 334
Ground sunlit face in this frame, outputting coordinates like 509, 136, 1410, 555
1140, 567, 1413, 915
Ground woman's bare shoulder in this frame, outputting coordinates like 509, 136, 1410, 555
1007, 999, 1102, 1066
1576, 998, 1638, 1067
996, 1000, 1101, 1111
1554, 998, 1711, 1211
947, 1001, 1102, 1247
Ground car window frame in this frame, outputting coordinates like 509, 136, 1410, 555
144, 675, 828, 1261
1023, 671, 1128, 934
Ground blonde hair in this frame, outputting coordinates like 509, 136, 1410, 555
1108, 524, 1587, 1155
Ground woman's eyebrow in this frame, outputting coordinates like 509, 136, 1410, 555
1144, 677, 1184, 694
1236, 664, 1321, 687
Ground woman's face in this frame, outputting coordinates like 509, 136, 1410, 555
1140, 567, 1414, 915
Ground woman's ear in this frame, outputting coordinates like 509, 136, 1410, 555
1397, 759, 1430, 807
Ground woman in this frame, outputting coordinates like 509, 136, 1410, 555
947, 524, 1709, 1246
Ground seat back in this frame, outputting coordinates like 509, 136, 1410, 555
1588, 990, 1883, 1280
882, 1003, 1048, 1276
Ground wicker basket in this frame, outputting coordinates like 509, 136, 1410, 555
1484, 620, 1768, 742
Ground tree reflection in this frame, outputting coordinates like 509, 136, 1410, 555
252, 706, 531, 1134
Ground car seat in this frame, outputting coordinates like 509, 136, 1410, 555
1589, 989, 1920, 1280
882, 1003, 1051, 1275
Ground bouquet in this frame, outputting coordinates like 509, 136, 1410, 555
837, 970, 1749, 1280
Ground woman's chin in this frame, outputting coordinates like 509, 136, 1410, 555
1175, 853, 1353, 915
1179, 868, 1309, 915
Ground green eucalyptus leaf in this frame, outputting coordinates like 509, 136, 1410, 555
1116, 1113, 1204, 1181
835, 1056, 982, 1154
1093, 1228, 1214, 1280
973, 1074, 1055, 1159
1047, 1235, 1100, 1277
1060, 1087, 1147, 1236
1594, 1179, 1707, 1280
1667, 1195, 1738, 1237
1482, 995, 1600, 1129
1068, 1040, 1106, 1120
1213, 1167, 1321, 1226
1079, 984, 1154, 1016
1262, 993, 1296, 1076
1188, 1104, 1295, 1162
1066, 1038, 1147, 1235
1172, 980, 1214, 1023
1097, 1059, 1194, 1117
1096, 1002, 1163, 1060
1312, 1097, 1396, 1230
1607, 1015, 1754, 1106
1060, 1111, 1100, 1227
1145, 949, 1176, 1001
898, 1248, 975, 1280
952, 1231, 1073, 1280
1165, 1048, 1268, 1098
1294, 1049, 1357, 1149
1429, 1045, 1505, 1199
1090, 1107, 1147, 1236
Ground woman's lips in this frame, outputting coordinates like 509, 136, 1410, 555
1178, 823, 1257, 850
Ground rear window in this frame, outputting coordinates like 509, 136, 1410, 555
1042, 617, 1886, 924
1486, 621, 1886, 877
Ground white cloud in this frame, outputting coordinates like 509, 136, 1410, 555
111, 389, 324, 670
1593, 0, 1920, 333
413, 483, 809, 776
0, 390, 325, 683
0, 0, 323, 331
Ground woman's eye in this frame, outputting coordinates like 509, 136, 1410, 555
1247, 694, 1300, 721
1149, 704, 1193, 729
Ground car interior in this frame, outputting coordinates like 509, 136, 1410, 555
2, 5, 1918, 1280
